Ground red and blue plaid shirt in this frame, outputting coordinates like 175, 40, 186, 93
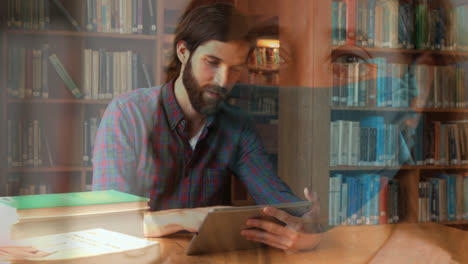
92, 81, 301, 210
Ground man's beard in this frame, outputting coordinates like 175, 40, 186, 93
182, 56, 228, 116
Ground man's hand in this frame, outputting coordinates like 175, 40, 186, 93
144, 206, 229, 237
241, 187, 322, 253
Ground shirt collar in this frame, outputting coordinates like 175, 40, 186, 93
161, 81, 217, 130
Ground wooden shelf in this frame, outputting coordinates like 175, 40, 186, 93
248, 66, 279, 73
332, 46, 468, 57
6, 30, 158, 40
330, 165, 468, 171
331, 106, 413, 112
7, 167, 93, 173
419, 165, 468, 170
331, 106, 468, 113
7, 98, 112, 105
330, 166, 416, 171
439, 220, 468, 225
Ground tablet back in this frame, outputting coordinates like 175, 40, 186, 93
184, 201, 312, 255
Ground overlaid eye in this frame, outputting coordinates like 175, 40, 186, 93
332, 53, 367, 64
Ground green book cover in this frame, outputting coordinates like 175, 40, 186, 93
49, 53, 82, 99
0, 190, 148, 210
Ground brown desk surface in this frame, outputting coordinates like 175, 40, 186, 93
149, 223, 468, 264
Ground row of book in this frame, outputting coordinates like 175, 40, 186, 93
329, 174, 399, 226
7, 0, 159, 36
413, 63, 468, 109
248, 46, 280, 70
82, 48, 153, 100
85, 0, 157, 35
332, 0, 468, 51
330, 117, 402, 167
7, 119, 54, 168
331, 60, 468, 109
331, 117, 468, 167
82, 116, 101, 166
7, 0, 51, 31
7, 45, 50, 99
418, 174, 468, 222
5, 175, 53, 196
424, 119, 468, 166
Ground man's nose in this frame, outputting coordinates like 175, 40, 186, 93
213, 66, 229, 88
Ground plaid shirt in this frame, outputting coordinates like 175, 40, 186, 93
92, 81, 301, 210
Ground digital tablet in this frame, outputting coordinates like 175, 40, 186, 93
185, 201, 314, 255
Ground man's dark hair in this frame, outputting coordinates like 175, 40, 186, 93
165, 2, 255, 82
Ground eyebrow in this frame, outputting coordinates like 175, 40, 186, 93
205, 55, 246, 67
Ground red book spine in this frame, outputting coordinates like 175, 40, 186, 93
379, 176, 389, 224
345, 0, 356, 46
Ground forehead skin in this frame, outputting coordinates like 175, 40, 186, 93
191, 40, 250, 67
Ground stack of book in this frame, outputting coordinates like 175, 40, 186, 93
329, 173, 399, 226
0, 190, 149, 240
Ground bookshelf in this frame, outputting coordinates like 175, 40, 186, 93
325, 0, 468, 228
0, 0, 194, 196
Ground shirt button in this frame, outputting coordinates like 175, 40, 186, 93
181, 120, 186, 126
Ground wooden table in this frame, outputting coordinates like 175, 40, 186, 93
149, 223, 468, 264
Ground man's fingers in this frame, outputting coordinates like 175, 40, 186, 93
246, 218, 294, 238
263, 207, 303, 231
241, 229, 291, 250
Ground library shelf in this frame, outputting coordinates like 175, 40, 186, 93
331, 46, 468, 57
330, 165, 468, 172
331, 107, 468, 113
7, 98, 112, 105
7, 167, 93, 173
6, 30, 158, 41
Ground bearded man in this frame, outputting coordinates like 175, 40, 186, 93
93, 2, 321, 252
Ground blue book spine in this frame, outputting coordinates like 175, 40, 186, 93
102, 4, 106, 32
386, 64, 392, 107
373, 174, 381, 224
367, 0, 375, 47
449, 175, 456, 221
361, 175, 372, 225
346, 177, 354, 225
332, 1, 339, 46
360, 116, 385, 165
341, 182, 348, 224
356, 177, 363, 225
377, 58, 387, 107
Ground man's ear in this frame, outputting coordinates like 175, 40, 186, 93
176, 41, 190, 65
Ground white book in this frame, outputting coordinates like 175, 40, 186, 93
113, 52, 121, 97
127, 50, 133, 94
92, 50, 99, 100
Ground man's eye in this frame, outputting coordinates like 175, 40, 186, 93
206, 60, 219, 66
332, 54, 366, 64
